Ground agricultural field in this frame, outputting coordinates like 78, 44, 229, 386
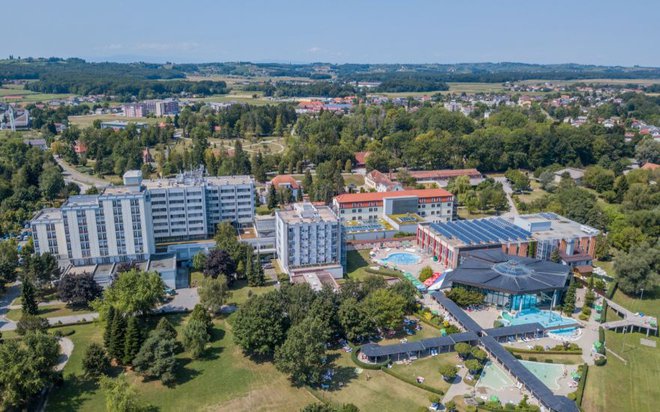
0, 84, 72, 105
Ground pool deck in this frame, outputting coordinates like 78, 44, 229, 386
370, 246, 446, 278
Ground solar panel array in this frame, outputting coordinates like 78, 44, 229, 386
428, 218, 532, 246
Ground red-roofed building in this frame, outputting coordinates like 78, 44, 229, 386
407, 168, 484, 187
354, 151, 371, 168
365, 170, 403, 192
74, 141, 87, 154
270, 175, 301, 197
641, 162, 659, 171
333, 188, 455, 224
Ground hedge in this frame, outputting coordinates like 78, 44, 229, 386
416, 315, 442, 330
380, 366, 444, 395
505, 347, 582, 355
598, 327, 605, 344
600, 300, 608, 323
606, 281, 618, 299
350, 349, 389, 370
594, 357, 607, 366
364, 267, 404, 279
575, 364, 589, 407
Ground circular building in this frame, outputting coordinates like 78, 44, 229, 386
442, 249, 572, 310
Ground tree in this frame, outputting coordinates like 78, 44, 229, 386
594, 234, 611, 260
109, 313, 127, 361
470, 346, 487, 362
189, 304, 213, 334
104, 306, 116, 349
100, 374, 149, 412
274, 315, 329, 386
0, 332, 59, 408
204, 249, 236, 282
0, 239, 19, 288
388, 281, 419, 313
83, 343, 110, 378
199, 275, 230, 314
614, 243, 659, 296
455, 342, 471, 359
39, 164, 65, 200
123, 316, 142, 365
439, 364, 458, 381
21, 278, 38, 316
25, 252, 60, 287
192, 252, 207, 272
133, 328, 178, 385
102, 269, 165, 315
419, 266, 434, 282
445, 288, 484, 307
562, 280, 577, 316
183, 319, 210, 359
550, 249, 562, 263
156, 317, 178, 339
445, 400, 457, 412
267, 183, 278, 209
16, 314, 49, 335
247, 254, 265, 287
214, 222, 242, 261
465, 359, 483, 374
233, 291, 289, 358
303, 170, 313, 194
338, 298, 374, 342
57, 272, 102, 307
363, 289, 406, 331
634, 138, 660, 164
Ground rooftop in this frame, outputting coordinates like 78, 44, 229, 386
334, 188, 453, 204
277, 202, 339, 224
445, 249, 571, 294
32, 208, 63, 223
426, 217, 532, 248
62, 195, 101, 209
270, 174, 300, 189
142, 173, 253, 189
508, 212, 600, 240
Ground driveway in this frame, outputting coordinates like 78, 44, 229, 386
54, 156, 109, 190
0, 283, 21, 331
157, 288, 199, 313
493, 176, 519, 218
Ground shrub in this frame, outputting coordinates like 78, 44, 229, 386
579, 313, 589, 321
598, 327, 605, 344
595, 357, 607, 366
544, 359, 554, 363
567, 392, 577, 401
83, 343, 111, 378
350, 349, 388, 370
528, 357, 538, 362
419, 266, 434, 282
493, 320, 503, 328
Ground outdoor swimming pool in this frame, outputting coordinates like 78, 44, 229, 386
476, 361, 514, 391
520, 360, 563, 390
502, 308, 576, 329
379, 252, 421, 266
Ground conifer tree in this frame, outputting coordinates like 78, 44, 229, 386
109, 313, 127, 362
123, 316, 142, 364
21, 279, 38, 316
156, 317, 177, 339
104, 306, 116, 350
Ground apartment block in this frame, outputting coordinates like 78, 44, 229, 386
275, 202, 343, 278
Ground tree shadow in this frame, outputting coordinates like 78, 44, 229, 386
320, 353, 358, 392
47, 374, 100, 411
174, 357, 202, 385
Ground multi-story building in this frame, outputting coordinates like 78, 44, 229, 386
123, 100, 179, 118
144, 170, 254, 243
31, 169, 255, 266
416, 212, 599, 269
31, 184, 155, 266
275, 202, 343, 278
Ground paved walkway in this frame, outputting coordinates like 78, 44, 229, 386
0, 283, 21, 331
442, 367, 472, 404
54, 156, 109, 191
493, 177, 519, 218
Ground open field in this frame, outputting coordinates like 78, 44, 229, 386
582, 329, 660, 412
389, 352, 459, 392
518, 78, 660, 86
612, 287, 660, 320
68, 114, 161, 128
0, 85, 73, 104
345, 249, 374, 281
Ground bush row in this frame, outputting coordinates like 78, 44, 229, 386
505, 346, 582, 355
575, 364, 589, 406
350, 349, 389, 370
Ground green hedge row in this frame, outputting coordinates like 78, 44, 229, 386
505, 347, 582, 355
600, 300, 608, 323
380, 366, 444, 395
364, 267, 404, 278
575, 364, 589, 407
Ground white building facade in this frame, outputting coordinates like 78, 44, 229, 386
275, 202, 343, 278
31, 169, 255, 265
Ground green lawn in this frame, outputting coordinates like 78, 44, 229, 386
48, 314, 316, 412
583, 330, 660, 412
345, 249, 373, 281
612, 287, 660, 320
6, 304, 93, 321
342, 173, 365, 187
389, 352, 459, 393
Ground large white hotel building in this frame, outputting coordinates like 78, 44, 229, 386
31, 169, 254, 266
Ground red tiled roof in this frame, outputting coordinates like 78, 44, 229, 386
641, 162, 659, 171
271, 175, 300, 189
354, 151, 371, 165
366, 170, 394, 185
334, 188, 453, 204
407, 169, 482, 180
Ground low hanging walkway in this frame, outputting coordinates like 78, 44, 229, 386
601, 298, 658, 336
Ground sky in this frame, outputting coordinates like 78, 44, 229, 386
4, 0, 659, 66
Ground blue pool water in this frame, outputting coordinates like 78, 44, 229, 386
380, 252, 421, 266
503, 308, 576, 329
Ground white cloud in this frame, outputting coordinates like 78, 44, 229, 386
308, 46, 322, 53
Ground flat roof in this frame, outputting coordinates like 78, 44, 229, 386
334, 188, 453, 204
142, 174, 253, 189
361, 331, 478, 358
32, 208, 63, 223
62, 195, 101, 208
426, 217, 532, 248
276, 202, 339, 224
507, 212, 599, 239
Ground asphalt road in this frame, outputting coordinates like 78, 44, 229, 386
54, 156, 109, 192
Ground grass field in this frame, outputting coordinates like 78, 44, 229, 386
5, 304, 93, 321
67, 114, 161, 128
582, 329, 660, 412
0, 85, 73, 105
612, 287, 660, 320
389, 352, 459, 392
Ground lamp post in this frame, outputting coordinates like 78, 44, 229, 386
640, 288, 644, 300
